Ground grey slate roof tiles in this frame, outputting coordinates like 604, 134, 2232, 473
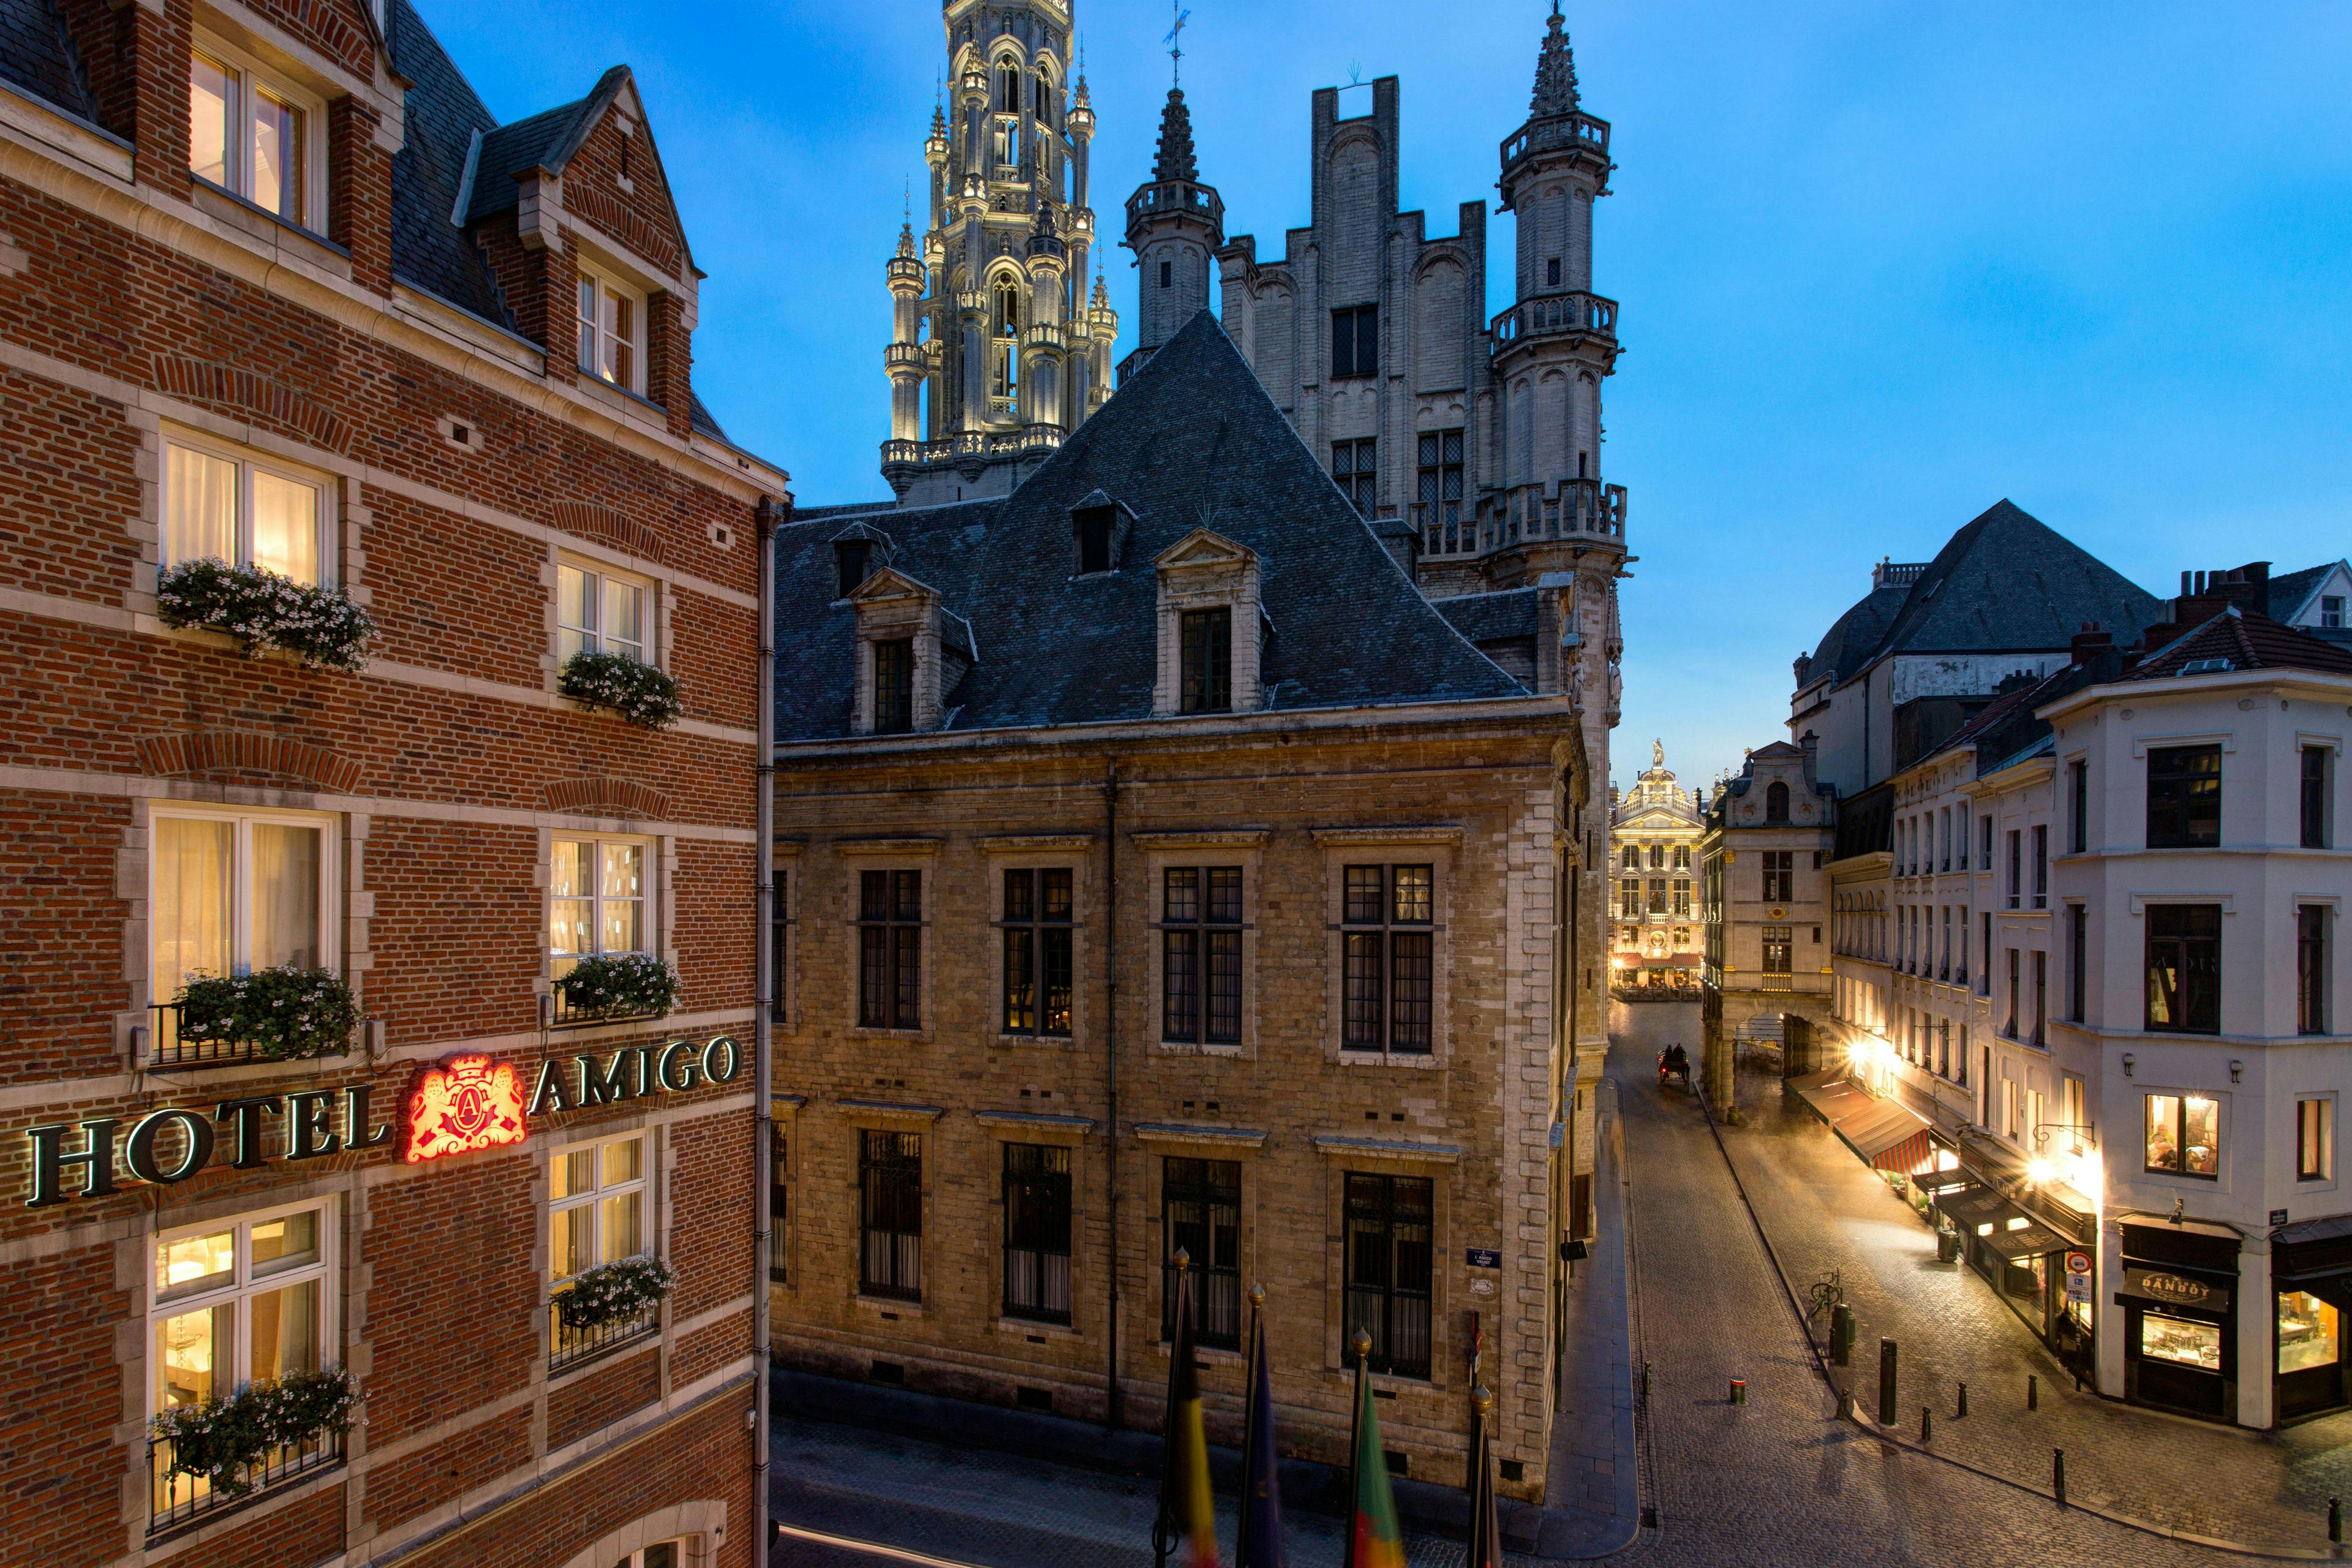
385, 0, 509, 326
773, 312, 1528, 742
0, 0, 95, 123
1869, 500, 2163, 658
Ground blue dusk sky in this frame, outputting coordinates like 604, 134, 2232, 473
415, 1, 2352, 794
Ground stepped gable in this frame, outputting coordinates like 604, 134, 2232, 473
774, 311, 1526, 741
1872, 499, 2163, 657
0, 0, 94, 121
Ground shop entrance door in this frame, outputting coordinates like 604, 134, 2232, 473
2277, 1287, 2347, 1421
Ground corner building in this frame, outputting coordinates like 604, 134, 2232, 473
770, 315, 1594, 1500
0, 2, 779, 1563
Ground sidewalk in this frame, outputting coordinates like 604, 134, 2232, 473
1537, 1079, 1642, 1558
1716, 1058, 2352, 1556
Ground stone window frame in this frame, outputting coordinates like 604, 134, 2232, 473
146, 1190, 344, 1428
974, 1109, 1096, 1340
575, 254, 649, 396
1308, 1137, 1458, 1392
1134, 1123, 1265, 1362
1316, 827, 1461, 1071
158, 421, 342, 589
537, 826, 677, 1033
769, 842, 802, 1037
837, 840, 941, 1042
840, 1101, 944, 1319
544, 1121, 663, 1307
1151, 529, 1264, 718
187, 26, 333, 231
554, 548, 666, 672
979, 835, 1096, 1051
1136, 831, 1267, 1060
553, 1501, 731, 1568
769, 1095, 804, 1294
846, 570, 954, 735
146, 797, 345, 1006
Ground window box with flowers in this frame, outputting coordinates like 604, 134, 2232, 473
552, 951, 679, 1027
165, 965, 362, 1068
149, 1366, 355, 1532
559, 649, 682, 729
550, 1255, 672, 1370
157, 559, 374, 672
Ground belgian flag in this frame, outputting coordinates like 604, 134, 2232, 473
1343, 1337, 1406, 1568
1158, 1263, 1221, 1567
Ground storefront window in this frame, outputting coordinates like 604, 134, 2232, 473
2144, 1093, 2221, 1178
2280, 1291, 2341, 1375
2141, 1311, 2223, 1370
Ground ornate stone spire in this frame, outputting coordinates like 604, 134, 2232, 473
1531, 1, 1580, 116
1152, 87, 1198, 184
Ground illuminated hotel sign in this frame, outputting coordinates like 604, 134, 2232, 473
404, 1055, 529, 1164
24, 1085, 398, 1208
526, 1035, 742, 1115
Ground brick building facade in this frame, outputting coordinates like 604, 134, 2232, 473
0, 2, 780, 1563
769, 314, 1594, 1501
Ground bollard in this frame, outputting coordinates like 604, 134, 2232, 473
1831, 1303, 1855, 1366
2053, 1448, 2067, 1509
1729, 1378, 1747, 1406
2331, 1497, 2342, 1545
2027, 1373, 2039, 1411
1956, 1381, 1969, 1419
1920, 1405, 1932, 1443
1878, 1338, 1899, 1426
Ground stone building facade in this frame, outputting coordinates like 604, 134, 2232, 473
1608, 742, 1703, 995
881, 0, 1120, 505
0, 2, 777, 1562
769, 315, 1593, 1501
1698, 742, 1839, 1102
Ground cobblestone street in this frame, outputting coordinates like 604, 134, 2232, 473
766, 999, 2329, 1566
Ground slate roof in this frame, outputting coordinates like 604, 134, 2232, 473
773, 312, 1528, 742
2269, 562, 2349, 626
0, 0, 95, 123
1806, 502, 2163, 690
1437, 588, 1538, 646
385, 0, 508, 326
2125, 606, 2352, 682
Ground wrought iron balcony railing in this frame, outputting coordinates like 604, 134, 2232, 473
149, 1426, 343, 1539
547, 1294, 660, 1374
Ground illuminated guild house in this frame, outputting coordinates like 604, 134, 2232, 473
1608, 742, 1703, 995
0, 2, 772, 1564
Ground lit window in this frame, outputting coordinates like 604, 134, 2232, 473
151, 808, 334, 1005
549, 836, 649, 978
164, 437, 325, 586
549, 1131, 649, 1283
2144, 1091, 2221, 1178
557, 560, 650, 665
151, 1202, 337, 1516
575, 266, 641, 392
187, 43, 318, 226
2299, 1098, 2334, 1182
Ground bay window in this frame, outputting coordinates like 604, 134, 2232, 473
164, 435, 326, 586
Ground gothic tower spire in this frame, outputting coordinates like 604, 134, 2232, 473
1121, 41, 1221, 375
1530, 1, 1580, 116
881, 1, 1112, 504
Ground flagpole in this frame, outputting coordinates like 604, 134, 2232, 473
1155, 1248, 1191, 1568
1468, 1384, 1498, 1568
1344, 1327, 1371, 1568
1238, 1283, 1264, 1564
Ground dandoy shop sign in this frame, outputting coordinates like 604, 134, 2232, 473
22, 1036, 741, 1208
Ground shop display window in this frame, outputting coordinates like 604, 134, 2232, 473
2280, 1291, 2341, 1376
2141, 1311, 2222, 1370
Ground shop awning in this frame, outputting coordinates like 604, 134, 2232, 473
1980, 1216, 2069, 1259
1787, 1074, 1936, 1174
1913, 1168, 1976, 1195
1939, 1188, 2010, 1229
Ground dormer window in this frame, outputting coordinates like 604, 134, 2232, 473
1180, 609, 1232, 713
1074, 507, 1115, 575
873, 640, 914, 734
835, 540, 873, 599
188, 39, 323, 227
576, 265, 642, 393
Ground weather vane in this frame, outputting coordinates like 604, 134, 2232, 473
1165, 2, 1190, 87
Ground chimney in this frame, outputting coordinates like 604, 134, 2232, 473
2167, 560, 2271, 632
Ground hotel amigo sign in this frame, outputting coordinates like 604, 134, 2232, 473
21, 1038, 740, 1207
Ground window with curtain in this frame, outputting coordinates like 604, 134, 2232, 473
1161, 1157, 1240, 1349
2144, 1093, 2220, 1178
549, 836, 647, 979
152, 811, 330, 1007
859, 1130, 924, 1301
1344, 1173, 1433, 1379
557, 560, 650, 665
1341, 864, 1434, 1056
188, 41, 315, 224
1161, 867, 1242, 1045
1001, 1143, 1072, 1324
575, 265, 641, 392
164, 437, 324, 586
551, 1132, 648, 1284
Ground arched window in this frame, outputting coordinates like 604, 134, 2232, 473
1765, 780, 1790, 824
992, 279, 1021, 337
995, 63, 1019, 113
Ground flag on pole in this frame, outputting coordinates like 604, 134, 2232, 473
1343, 1337, 1406, 1568
1236, 1301, 1283, 1567
1466, 1386, 1504, 1568
1158, 1262, 1221, 1568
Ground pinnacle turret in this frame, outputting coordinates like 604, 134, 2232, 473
1531, 1, 1580, 116
1152, 88, 1198, 184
